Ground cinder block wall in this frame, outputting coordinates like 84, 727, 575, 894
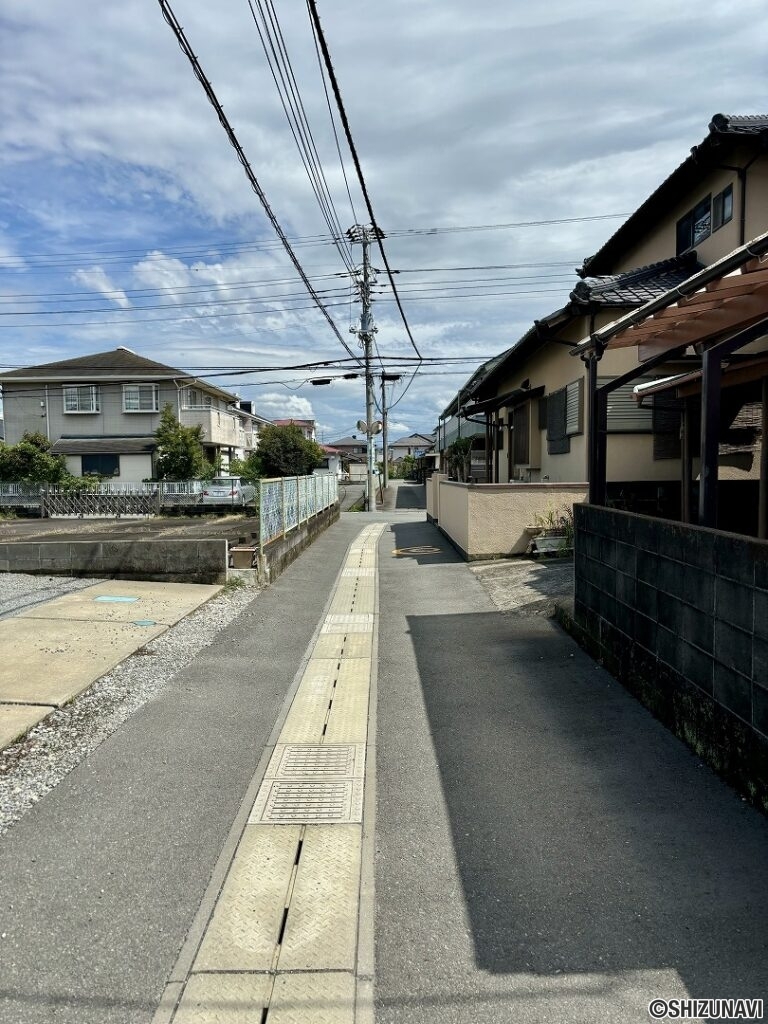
568, 504, 768, 811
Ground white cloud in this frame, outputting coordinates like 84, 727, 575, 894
73, 266, 131, 308
256, 392, 315, 421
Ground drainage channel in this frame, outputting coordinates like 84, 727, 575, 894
155, 523, 384, 1024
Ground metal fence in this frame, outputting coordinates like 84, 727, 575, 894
0, 480, 206, 516
0, 476, 338, 527
258, 474, 338, 547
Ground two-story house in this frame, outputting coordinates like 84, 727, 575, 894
0, 347, 267, 480
431, 113, 768, 555
272, 418, 317, 442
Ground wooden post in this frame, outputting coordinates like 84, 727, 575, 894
698, 348, 721, 528
759, 376, 768, 540
681, 400, 692, 524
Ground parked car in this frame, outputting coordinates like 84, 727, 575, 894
201, 477, 257, 507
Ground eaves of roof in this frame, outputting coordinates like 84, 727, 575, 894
580, 113, 768, 276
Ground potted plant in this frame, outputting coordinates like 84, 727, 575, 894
530, 505, 574, 556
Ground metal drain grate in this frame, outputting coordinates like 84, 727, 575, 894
250, 779, 364, 823
268, 743, 365, 779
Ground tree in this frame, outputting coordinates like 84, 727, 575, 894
154, 404, 215, 480
256, 424, 324, 477
0, 432, 70, 483
445, 437, 472, 481
230, 450, 264, 482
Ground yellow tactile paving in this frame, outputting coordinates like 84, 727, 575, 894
173, 972, 272, 1024
192, 825, 300, 972
166, 523, 384, 1024
312, 633, 372, 660
278, 825, 361, 971
267, 972, 355, 1024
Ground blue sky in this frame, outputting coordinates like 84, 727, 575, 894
1, 0, 767, 442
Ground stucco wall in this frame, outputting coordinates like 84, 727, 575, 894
437, 481, 470, 556
437, 480, 587, 559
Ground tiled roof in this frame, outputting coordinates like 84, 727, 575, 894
0, 347, 238, 401
709, 113, 768, 135
571, 253, 701, 307
329, 436, 366, 447
51, 436, 157, 455
0, 347, 186, 379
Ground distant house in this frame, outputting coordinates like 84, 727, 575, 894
0, 347, 269, 480
314, 445, 343, 479
272, 418, 317, 442
328, 435, 368, 480
386, 432, 435, 464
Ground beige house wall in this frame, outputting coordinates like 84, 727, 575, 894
437, 481, 470, 555
610, 153, 768, 273
481, 319, 682, 486
437, 480, 588, 558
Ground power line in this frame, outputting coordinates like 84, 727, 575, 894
157, 0, 361, 365
247, 0, 355, 274
305, 0, 422, 366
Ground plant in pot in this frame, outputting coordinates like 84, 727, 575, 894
531, 505, 574, 556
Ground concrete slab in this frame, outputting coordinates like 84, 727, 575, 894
19, 579, 221, 626
0, 703, 52, 748
313, 633, 372, 660
0, 617, 166, 706
193, 825, 300, 972
173, 972, 272, 1024
278, 825, 361, 971
268, 972, 355, 1024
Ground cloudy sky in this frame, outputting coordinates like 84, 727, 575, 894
1, 0, 766, 443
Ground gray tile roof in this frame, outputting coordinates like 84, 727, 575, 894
709, 113, 768, 135
571, 253, 701, 308
0, 347, 187, 380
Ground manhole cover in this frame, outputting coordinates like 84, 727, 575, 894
392, 545, 442, 556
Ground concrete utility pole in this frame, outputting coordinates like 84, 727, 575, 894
380, 372, 401, 489
347, 224, 383, 511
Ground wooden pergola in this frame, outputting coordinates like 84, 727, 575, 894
574, 231, 768, 538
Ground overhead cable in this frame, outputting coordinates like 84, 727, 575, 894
156, 0, 361, 364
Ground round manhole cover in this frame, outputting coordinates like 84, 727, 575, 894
392, 545, 442, 556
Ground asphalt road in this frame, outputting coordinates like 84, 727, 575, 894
375, 514, 768, 1023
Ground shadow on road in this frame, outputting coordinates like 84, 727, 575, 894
406, 608, 768, 996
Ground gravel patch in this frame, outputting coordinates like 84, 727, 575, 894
0, 572, 107, 620
0, 577, 258, 836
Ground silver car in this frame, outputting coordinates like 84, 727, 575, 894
201, 476, 257, 507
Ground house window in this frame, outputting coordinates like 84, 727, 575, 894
82, 453, 119, 476
123, 383, 159, 413
676, 195, 712, 253
63, 385, 100, 414
182, 388, 212, 409
712, 184, 733, 231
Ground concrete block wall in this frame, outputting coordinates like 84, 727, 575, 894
569, 504, 768, 811
0, 539, 228, 584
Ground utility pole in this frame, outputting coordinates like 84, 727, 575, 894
380, 372, 401, 489
347, 224, 383, 511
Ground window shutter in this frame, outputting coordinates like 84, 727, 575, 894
598, 378, 654, 432
546, 388, 570, 455
565, 378, 584, 436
